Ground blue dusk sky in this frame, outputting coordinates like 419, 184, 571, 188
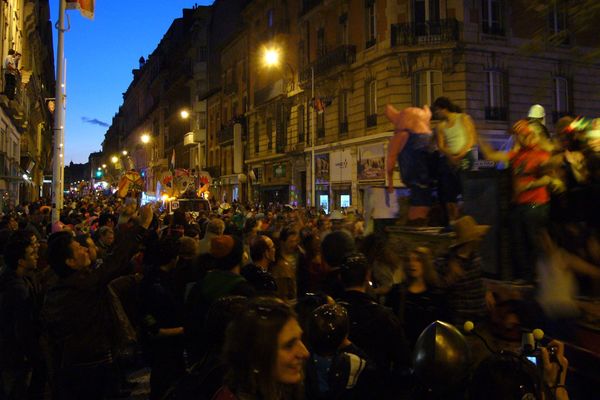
49, 1, 214, 164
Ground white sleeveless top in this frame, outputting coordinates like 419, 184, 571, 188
442, 114, 468, 154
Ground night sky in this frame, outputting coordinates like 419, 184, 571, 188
49, 0, 214, 164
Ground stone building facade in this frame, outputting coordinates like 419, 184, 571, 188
0, 0, 54, 207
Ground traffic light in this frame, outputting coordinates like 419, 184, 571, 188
95, 169, 103, 178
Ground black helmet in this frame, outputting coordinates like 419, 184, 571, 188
412, 320, 471, 393
307, 304, 349, 356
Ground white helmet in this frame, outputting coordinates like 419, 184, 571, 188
528, 104, 546, 125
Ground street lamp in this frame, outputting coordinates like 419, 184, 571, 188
263, 47, 281, 68
111, 155, 119, 164
180, 109, 190, 119
102, 164, 107, 169
122, 150, 128, 156
141, 133, 150, 144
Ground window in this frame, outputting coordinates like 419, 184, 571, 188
254, 122, 260, 154
482, 0, 504, 36
365, 0, 376, 48
413, 70, 442, 107
267, 118, 273, 150
413, 0, 441, 36
554, 76, 570, 122
485, 70, 507, 120
267, 9, 274, 28
339, 13, 349, 45
317, 27, 325, 57
297, 105, 305, 143
339, 91, 349, 135
317, 109, 325, 138
549, 2, 568, 44
365, 79, 377, 127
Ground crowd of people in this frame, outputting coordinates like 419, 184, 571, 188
2, 97, 600, 400
0, 190, 579, 400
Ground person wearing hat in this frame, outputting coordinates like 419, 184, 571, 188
436, 215, 493, 326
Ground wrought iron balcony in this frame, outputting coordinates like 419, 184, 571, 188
299, 45, 356, 83
485, 106, 508, 121
391, 18, 459, 46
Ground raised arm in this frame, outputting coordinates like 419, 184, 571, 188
478, 135, 510, 164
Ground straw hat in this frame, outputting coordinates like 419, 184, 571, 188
450, 216, 490, 247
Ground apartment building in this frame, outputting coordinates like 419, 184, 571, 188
0, 0, 54, 206
241, 0, 600, 210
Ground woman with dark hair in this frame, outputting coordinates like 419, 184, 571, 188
214, 297, 309, 400
432, 96, 478, 223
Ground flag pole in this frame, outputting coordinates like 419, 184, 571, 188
52, 0, 66, 227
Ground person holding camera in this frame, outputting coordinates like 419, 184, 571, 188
469, 339, 569, 400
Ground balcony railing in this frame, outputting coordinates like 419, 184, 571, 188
485, 106, 508, 121
299, 45, 356, 83
299, 0, 322, 17
482, 23, 505, 36
391, 18, 459, 46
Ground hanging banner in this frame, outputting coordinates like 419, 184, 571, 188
315, 153, 329, 184
357, 143, 386, 180
330, 149, 352, 183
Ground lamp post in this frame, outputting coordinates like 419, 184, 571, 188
310, 66, 315, 208
263, 47, 315, 206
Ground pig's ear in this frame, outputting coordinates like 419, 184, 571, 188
385, 104, 400, 123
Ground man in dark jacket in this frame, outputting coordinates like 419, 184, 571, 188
336, 253, 411, 399
0, 231, 41, 399
42, 206, 152, 400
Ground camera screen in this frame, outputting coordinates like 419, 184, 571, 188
526, 356, 538, 365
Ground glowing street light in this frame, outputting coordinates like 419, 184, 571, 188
122, 150, 128, 156
141, 133, 151, 144
111, 156, 119, 164
180, 109, 190, 119
263, 47, 281, 68
102, 164, 107, 168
